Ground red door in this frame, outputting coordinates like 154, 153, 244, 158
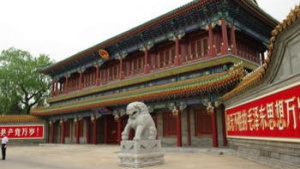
106, 114, 118, 144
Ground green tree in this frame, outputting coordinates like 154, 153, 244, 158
0, 47, 53, 115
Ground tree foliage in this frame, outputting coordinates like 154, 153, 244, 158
0, 47, 53, 115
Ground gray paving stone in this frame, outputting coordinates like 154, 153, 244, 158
0, 144, 273, 169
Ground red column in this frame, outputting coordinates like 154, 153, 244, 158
187, 108, 191, 146
221, 106, 227, 146
86, 119, 90, 144
49, 122, 54, 143
144, 48, 149, 74
76, 120, 80, 144
103, 116, 108, 144
51, 81, 55, 96
117, 116, 122, 145
64, 76, 69, 94
60, 120, 65, 144
175, 108, 182, 147
221, 19, 229, 55
208, 24, 215, 57
88, 74, 90, 87
103, 69, 107, 83
230, 23, 237, 55
57, 81, 60, 95
95, 65, 100, 86
53, 80, 58, 96
54, 81, 57, 96
119, 56, 124, 80
174, 37, 181, 66
210, 104, 218, 147
79, 71, 83, 90
93, 118, 97, 144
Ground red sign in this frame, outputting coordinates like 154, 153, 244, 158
226, 83, 300, 142
0, 125, 44, 139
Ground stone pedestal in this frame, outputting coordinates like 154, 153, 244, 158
118, 140, 164, 168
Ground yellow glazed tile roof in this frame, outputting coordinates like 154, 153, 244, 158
0, 115, 44, 123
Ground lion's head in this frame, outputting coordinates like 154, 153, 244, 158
126, 101, 149, 119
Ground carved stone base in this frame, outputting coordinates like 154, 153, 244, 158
118, 140, 164, 168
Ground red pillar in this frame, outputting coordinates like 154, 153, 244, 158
208, 24, 215, 57
103, 69, 107, 83
89, 73, 92, 87
79, 71, 83, 90
51, 81, 55, 96
76, 120, 80, 144
95, 65, 100, 86
49, 122, 54, 143
230, 23, 237, 55
175, 108, 182, 147
54, 81, 57, 96
210, 105, 218, 147
53, 80, 58, 96
119, 56, 124, 80
144, 48, 150, 74
221, 19, 229, 55
48, 123, 51, 143
221, 106, 227, 146
174, 37, 181, 66
103, 116, 108, 144
86, 119, 90, 144
60, 120, 65, 144
64, 76, 69, 94
93, 118, 97, 144
187, 108, 191, 146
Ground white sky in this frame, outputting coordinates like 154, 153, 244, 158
0, 0, 299, 62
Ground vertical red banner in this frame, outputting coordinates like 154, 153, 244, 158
0, 125, 44, 139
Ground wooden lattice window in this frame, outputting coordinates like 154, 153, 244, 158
190, 38, 208, 57
163, 111, 176, 137
158, 48, 175, 67
194, 109, 211, 136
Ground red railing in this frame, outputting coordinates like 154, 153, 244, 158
236, 49, 260, 63
52, 48, 261, 97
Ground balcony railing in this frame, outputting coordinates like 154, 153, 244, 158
52, 48, 261, 97
182, 50, 208, 63
236, 49, 260, 63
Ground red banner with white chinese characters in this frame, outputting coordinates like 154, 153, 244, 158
226, 83, 300, 142
0, 125, 44, 139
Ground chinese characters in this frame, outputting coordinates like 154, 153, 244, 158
0, 125, 44, 139
226, 85, 300, 139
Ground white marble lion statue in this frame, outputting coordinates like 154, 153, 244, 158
121, 101, 157, 140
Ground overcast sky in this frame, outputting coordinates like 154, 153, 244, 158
0, 0, 299, 62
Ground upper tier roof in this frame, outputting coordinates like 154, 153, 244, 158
0, 115, 44, 123
249, 0, 257, 5
39, 0, 278, 77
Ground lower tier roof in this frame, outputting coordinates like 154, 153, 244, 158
31, 63, 245, 116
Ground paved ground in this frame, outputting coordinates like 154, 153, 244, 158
0, 144, 272, 169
